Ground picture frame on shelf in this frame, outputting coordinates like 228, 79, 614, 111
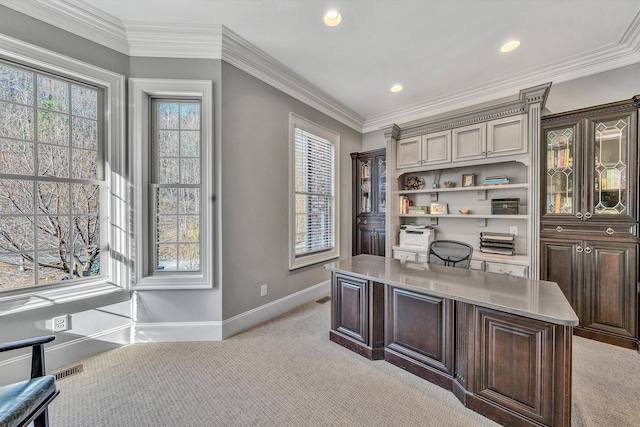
462, 173, 475, 187
430, 202, 448, 214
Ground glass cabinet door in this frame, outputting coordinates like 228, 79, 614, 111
544, 126, 576, 216
359, 159, 372, 214
591, 116, 631, 219
376, 156, 386, 214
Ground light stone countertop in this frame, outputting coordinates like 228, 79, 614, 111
325, 254, 579, 326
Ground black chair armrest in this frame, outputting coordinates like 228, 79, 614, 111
0, 335, 55, 378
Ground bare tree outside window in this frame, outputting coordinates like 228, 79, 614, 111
152, 99, 201, 272
0, 62, 102, 290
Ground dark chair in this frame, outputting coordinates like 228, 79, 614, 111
427, 240, 474, 269
0, 335, 59, 427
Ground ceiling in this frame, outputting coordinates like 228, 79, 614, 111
4, 1, 640, 132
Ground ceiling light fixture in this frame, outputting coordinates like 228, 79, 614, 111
390, 84, 403, 93
500, 40, 521, 53
323, 10, 342, 27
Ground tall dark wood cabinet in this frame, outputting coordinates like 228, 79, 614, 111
351, 149, 386, 256
540, 95, 640, 350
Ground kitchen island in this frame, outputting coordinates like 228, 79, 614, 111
325, 254, 578, 427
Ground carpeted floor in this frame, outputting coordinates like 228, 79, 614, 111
49, 297, 640, 426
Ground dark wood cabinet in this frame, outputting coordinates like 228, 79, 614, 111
329, 273, 384, 359
351, 149, 386, 256
540, 96, 640, 350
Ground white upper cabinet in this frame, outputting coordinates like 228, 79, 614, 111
396, 136, 422, 169
422, 130, 452, 165
487, 114, 527, 157
452, 123, 487, 162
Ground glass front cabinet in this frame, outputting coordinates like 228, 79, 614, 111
542, 107, 637, 225
540, 96, 640, 350
351, 148, 386, 256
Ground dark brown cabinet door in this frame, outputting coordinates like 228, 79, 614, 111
540, 238, 582, 321
352, 149, 386, 256
582, 240, 638, 340
332, 274, 368, 344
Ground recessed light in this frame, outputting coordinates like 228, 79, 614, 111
500, 40, 520, 53
390, 84, 403, 93
323, 10, 342, 27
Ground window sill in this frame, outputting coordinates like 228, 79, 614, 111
0, 281, 129, 317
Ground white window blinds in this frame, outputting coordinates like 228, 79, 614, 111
294, 128, 335, 257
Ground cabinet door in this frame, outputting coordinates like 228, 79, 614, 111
374, 227, 386, 257
487, 114, 527, 158
332, 274, 368, 344
397, 136, 422, 169
587, 111, 637, 222
422, 130, 451, 165
582, 240, 637, 340
540, 238, 581, 320
355, 220, 385, 256
541, 121, 581, 220
356, 156, 373, 214
452, 123, 486, 162
375, 154, 386, 214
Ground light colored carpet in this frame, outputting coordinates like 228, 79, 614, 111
49, 298, 640, 426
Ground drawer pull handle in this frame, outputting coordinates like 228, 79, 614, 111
575, 212, 583, 219
584, 211, 592, 219
556, 226, 563, 233
499, 269, 512, 275
584, 247, 592, 254
606, 227, 615, 235
576, 246, 583, 253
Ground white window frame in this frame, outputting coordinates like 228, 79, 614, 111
288, 113, 340, 270
129, 79, 213, 290
0, 34, 126, 306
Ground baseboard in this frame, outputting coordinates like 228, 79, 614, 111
133, 280, 330, 343
0, 325, 130, 384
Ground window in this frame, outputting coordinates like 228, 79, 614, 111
151, 99, 201, 272
289, 113, 340, 270
0, 60, 105, 291
129, 79, 212, 289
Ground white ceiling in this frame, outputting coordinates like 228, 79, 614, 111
4, 0, 640, 132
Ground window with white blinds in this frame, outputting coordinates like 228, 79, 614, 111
289, 114, 339, 270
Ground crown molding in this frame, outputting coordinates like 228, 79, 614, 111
125, 21, 223, 58
0, 0, 129, 54
364, 10, 640, 133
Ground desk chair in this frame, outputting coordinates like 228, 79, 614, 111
427, 240, 474, 269
0, 335, 58, 427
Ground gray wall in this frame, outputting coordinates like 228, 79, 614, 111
219, 62, 361, 318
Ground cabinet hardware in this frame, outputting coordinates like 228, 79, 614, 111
584, 247, 592, 254
576, 246, 583, 253
575, 212, 583, 219
363, 220, 367, 225
556, 226, 563, 232
584, 212, 592, 219
606, 227, 615, 235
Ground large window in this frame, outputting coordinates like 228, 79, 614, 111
289, 114, 340, 270
0, 60, 105, 291
151, 99, 201, 272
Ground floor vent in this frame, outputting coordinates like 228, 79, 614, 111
51, 363, 84, 380
316, 296, 331, 304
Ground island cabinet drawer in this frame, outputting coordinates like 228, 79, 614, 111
393, 249, 418, 262
485, 262, 528, 278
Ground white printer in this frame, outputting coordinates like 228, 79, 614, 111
399, 225, 434, 249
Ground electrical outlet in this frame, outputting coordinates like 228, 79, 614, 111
51, 314, 70, 332
260, 284, 268, 297
509, 226, 518, 237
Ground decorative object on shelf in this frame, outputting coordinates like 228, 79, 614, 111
432, 170, 442, 188
491, 198, 519, 215
462, 173, 475, 187
404, 176, 425, 190
430, 202, 448, 214
459, 209, 471, 215
443, 181, 455, 188
484, 175, 509, 185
